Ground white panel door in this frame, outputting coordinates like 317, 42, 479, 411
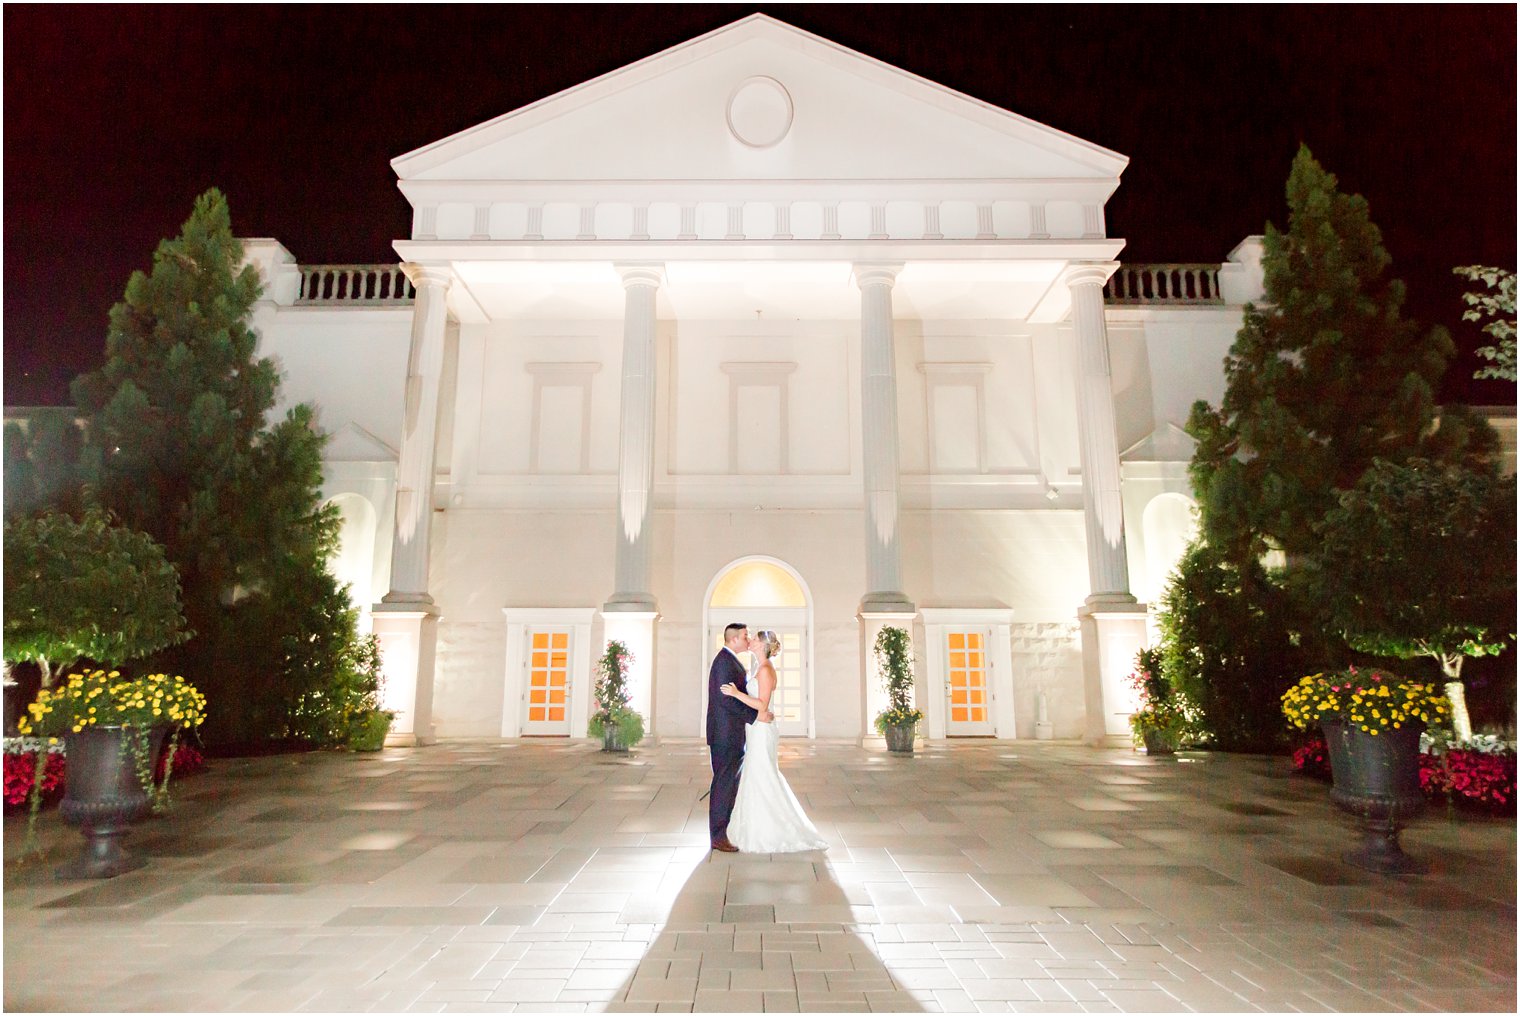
765, 628, 808, 737
945, 629, 995, 736
521, 629, 574, 735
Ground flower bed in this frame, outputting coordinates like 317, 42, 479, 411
1291, 732, 1516, 815
3, 736, 207, 810
3, 739, 65, 808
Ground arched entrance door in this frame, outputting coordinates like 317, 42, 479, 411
327, 493, 378, 633
702, 557, 814, 738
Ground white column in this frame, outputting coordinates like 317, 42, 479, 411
373, 263, 452, 746
381, 264, 453, 605
1067, 265, 1134, 602
1066, 264, 1147, 745
605, 263, 663, 612
853, 263, 914, 614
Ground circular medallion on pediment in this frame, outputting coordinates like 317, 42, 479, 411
726, 76, 793, 148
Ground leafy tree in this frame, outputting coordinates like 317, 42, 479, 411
3, 507, 188, 686
1155, 542, 1310, 753
1314, 458, 1515, 738
69, 189, 355, 747
1189, 146, 1496, 567
1454, 265, 1516, 382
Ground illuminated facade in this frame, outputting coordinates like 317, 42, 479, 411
246, 14, 1273, 745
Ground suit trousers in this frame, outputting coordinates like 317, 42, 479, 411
709, 738, 744, 840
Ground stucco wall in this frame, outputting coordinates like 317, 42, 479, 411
422, 503, 1093, 740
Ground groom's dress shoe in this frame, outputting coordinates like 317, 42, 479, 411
711, 836, 739, 853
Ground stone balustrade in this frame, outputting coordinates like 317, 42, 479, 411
291, 261, 1228, 309
297, 265, 415, 305
1104, 264, 1222, 305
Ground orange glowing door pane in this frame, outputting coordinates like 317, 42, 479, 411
947, 631, 989, 730
524, 630, 572, 733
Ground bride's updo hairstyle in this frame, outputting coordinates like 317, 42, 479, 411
756, 630, 781, 660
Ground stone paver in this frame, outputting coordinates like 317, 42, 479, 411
4, 739, 1515, 1012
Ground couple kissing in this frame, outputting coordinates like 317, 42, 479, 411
705, 622, 827, 854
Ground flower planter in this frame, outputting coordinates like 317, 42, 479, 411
348, 710, 393, 752
602, 724, 629, 753
1321, 719, 1427, 875
883, 723, 916, 755
1141, 728, 1177, 756
56, 725, 168, 880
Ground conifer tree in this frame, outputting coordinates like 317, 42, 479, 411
71, 190, 348, 744
1188, 146, 1496, 566
1167, 147, 1499, 747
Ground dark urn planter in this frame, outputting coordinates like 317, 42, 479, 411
56, 725, 168, 880
601, 724, 628, 753
1321, 719, 1427, 875
883, 723, 916, 755
1141, 728, 1177, 756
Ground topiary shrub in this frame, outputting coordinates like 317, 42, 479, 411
3, 506, 189, 687
1155, 541, 1310, 753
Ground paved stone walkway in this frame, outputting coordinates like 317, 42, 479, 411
3, 739, 1515, 1013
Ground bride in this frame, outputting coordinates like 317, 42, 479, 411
720, 630, 829, 853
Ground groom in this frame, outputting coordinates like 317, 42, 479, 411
706, 622, 757, 852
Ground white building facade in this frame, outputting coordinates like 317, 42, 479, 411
245, 15, 1270, 747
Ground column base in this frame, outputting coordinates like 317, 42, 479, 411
379, 592, 437, 610
1078, 595, 1148, 747
859, 610, 918, 741
599, 610, 658, 736
859, 592, 916, 614
602, 594, 658, 613
370, 607, 440, 746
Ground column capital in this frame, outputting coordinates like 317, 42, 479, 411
615, 262, 665, 290
401, 263, 456, 290
852, 262, 904, 290
1061, 262, 1119, 290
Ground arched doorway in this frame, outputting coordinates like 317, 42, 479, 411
1141, 492, 1199, 604
327, 493, 378, 633
702, 557, 814, 737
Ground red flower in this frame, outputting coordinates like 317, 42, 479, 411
3, 752, 66, 807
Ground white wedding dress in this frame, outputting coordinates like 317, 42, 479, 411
727, 673, 829, 853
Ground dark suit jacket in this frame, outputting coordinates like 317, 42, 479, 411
706, 647, 757, 748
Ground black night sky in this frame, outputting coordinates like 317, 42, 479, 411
5, 5, 1516, 407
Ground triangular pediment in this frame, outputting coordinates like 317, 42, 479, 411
394, 15, 1126, 185
326, 423, 397, 463
1121, 423, 1197, 464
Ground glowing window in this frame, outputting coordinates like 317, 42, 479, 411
709, 560, 805, 607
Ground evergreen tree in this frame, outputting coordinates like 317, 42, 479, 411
71, 190, 350, 746
3, 411, 84, 520
1155, 541, 1310, 752
1189, 146, 1496, 566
